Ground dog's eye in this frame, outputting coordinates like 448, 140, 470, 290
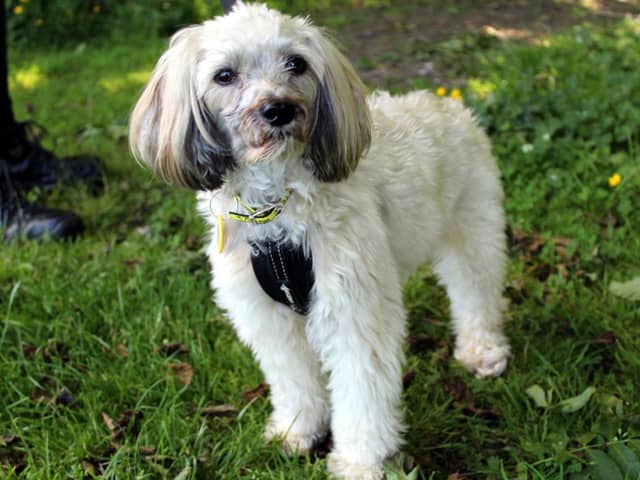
285, 55, 307, 75
214, 68, 237, 85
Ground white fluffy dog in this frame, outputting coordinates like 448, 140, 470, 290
129, 2, 510, 478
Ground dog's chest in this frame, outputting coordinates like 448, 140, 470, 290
250, 239, 314, 315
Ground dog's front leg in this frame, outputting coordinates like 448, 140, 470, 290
307, 222, 406, 480
210, 246, 329, 453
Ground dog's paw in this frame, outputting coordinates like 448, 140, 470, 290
455, 335, 510, 378
327, 453, 384, 480
264, 416, 325, 455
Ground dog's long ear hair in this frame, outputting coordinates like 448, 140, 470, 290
129, 26, 234, 191
304, 30, 372, 182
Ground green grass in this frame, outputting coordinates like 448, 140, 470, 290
2, 4, 640, 480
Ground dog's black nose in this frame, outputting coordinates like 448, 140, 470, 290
261, 102, 297, 127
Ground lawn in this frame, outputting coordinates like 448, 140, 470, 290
1, 1, 639, 479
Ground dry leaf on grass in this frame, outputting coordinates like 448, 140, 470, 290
443, 378, 468, 403
55, 388, 76, 407
139, 446, 157, 456
407, 334, 437, 354
101, 409, 144, 440
592, 331, 617, 345
200, 404, 238, 417
121, 258, 143, 267
157, 343, 190, 356
402, 370, 416, 390
462, 403, 502, 421
114, 343, 129, 357
21, 344, 37, 358
30, 376, 56, 404
0, 434, 19, 446
43, 339, 69, 363
101, 412, 116, 433
170, 362, 194, 385
243, 382, 269, 402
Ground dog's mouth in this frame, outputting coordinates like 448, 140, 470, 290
255, 123, 305, 146
239, 103, 307, 163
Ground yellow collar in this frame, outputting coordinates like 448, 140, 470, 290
227, 189, 292, 224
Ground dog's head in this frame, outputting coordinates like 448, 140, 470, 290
129, 2, 371, 191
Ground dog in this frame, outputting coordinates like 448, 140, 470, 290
129, 3, 510, 479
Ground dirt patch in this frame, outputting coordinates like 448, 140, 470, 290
314, 0, 640, 88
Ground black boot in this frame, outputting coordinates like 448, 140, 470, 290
0, 159, 84, 242
4, 121, 103, 192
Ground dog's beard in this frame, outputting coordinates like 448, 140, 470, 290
239, 118, 306, 164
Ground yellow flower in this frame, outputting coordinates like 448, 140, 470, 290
92, 4, 101, 13
608, 173, 621, 188
13, 5, 24, 14
436, 87, 446, 97
450, 88, 462, 101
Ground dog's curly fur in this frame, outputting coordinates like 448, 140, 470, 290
129, 3, 510, 478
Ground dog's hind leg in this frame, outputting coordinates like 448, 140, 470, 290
433, 182, 510, 378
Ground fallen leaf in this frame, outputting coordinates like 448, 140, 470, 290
102, 444, 119, 457
0, 434, 19, 446
174, 464, 192, 480
200, 404, 238, 417
553, 237, 572, 247
526, 262, 553, 282
407, 334, 437, 354
101, 412, 116, 433
114, 343, 129, 357
402, 370, 416, 390
157, 343, 190, 356
170, 362, 194, 385
102, 410, 144, 440
81, 459, 99, 477
139, 446, 157, 456
528, 234, 545, 254
448, 474, 465, 480
560, 386, 596, 413
55, 388, 76, 407
462, 404, 502, 420
30, 376, 56, 403
43, 339, 69, 362
243, 382, 269, 402
185, 235, 199, 251
557, 263, 569, 279
526, 384, 549, 408
121, 258, 142, 267
610, 277, 640, 301
443, 378, 468, 402
592, 331, 617, 345
21, 344, 37, 358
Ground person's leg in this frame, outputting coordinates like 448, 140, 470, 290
0, 3, 86, 241
1, 2, 103, 191
1, 0, 17, 146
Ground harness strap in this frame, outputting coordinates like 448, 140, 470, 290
250, 240, 314, 315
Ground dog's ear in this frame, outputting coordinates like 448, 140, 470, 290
129, 26, 234, 191
304, 31, 371, 182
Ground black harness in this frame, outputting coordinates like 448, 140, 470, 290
250, 240, 314, 315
